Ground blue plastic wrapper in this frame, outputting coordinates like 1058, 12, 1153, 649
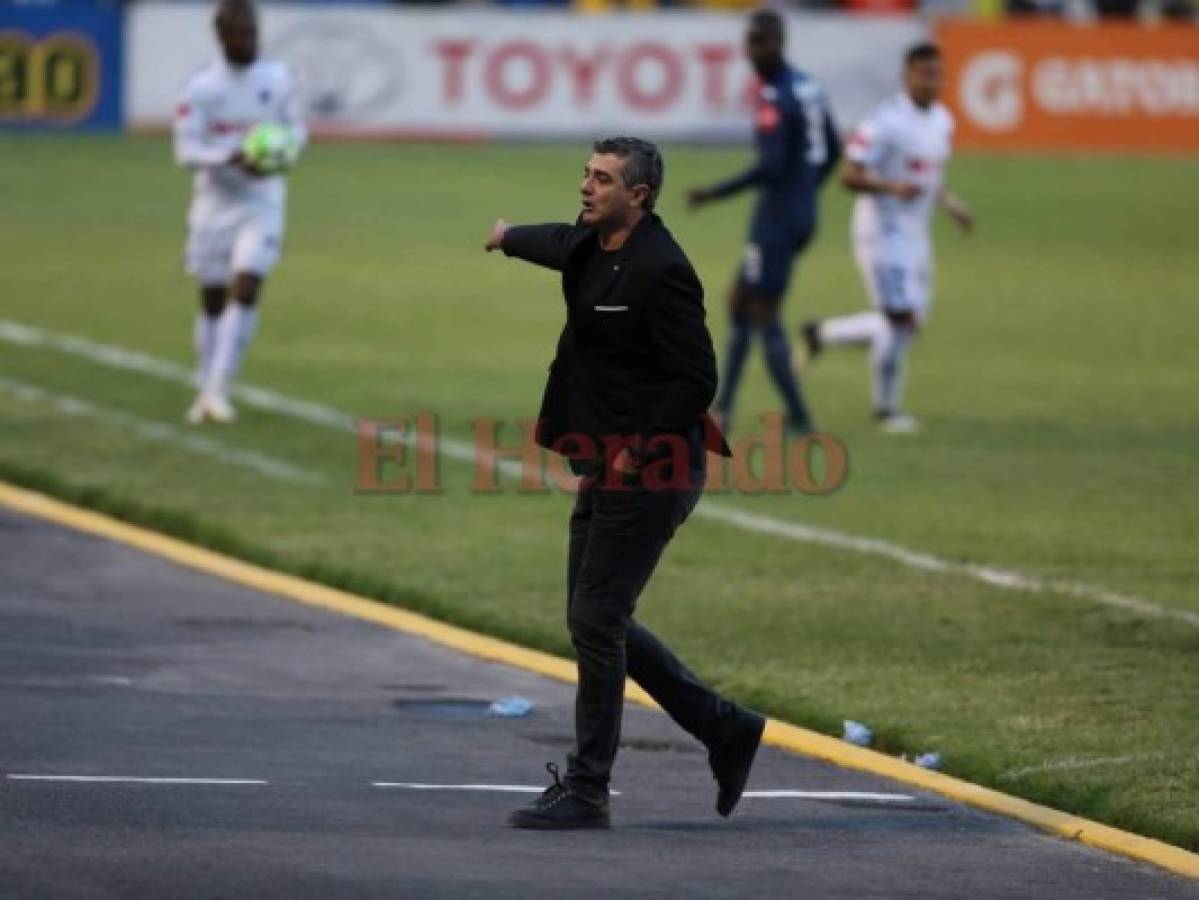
487, 696, 534, 718
915, 752, 942, 770
842, 720, 873, 747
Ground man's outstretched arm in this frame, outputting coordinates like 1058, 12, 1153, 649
484, 219, 582, 272
686, 122, 786, 209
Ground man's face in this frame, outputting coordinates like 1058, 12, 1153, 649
745, 24, 783, 78
216, 7, 258, 68
904, 57, 943, 109
580, 153, 645, 229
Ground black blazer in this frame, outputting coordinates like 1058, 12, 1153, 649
502, 212, 732, 470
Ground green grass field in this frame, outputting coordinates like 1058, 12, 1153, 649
1, 134, 1196, 849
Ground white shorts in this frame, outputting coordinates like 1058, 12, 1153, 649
185, 193, 285, 285
852, 235, 933, 324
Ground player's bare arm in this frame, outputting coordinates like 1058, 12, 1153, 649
938, 187, 974, 233
841, 159, 921, 201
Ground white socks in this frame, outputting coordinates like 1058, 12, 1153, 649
819, 311, 887, 348
194, 312, 219, 388
204, 303, 258, 399
873, 323, 912, 416
818, 311, 913, 415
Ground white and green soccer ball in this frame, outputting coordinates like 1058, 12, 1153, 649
241, 123, 298, 175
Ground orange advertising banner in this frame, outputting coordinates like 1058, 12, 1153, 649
937, 20, 1199, 153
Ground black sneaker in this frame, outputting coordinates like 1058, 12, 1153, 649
507, 763, 610, 830
709, 709, 766, 817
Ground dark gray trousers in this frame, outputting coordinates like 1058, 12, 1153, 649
564, 464, 734, 798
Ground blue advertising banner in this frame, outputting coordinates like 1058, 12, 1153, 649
0, 4, 123, 130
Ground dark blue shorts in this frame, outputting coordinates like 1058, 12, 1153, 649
735, 227, 812, 300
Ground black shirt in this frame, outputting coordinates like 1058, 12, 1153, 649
500, 214, 732, 478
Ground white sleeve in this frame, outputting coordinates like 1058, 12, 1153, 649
280, 68, 308, 157
173, 79, 231, 168
845, 113, 890, 172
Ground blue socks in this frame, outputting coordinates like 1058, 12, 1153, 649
716, 312, 815, 433
716, 309, 753, 418
760, 321, 813, 432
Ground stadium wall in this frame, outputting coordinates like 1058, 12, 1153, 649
124, 4, 924, 142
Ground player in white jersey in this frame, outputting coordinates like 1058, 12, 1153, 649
174, 0, 306, 423
799, 43, 973, 434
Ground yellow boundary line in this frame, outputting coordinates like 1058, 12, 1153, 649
2, 479, 1196, 880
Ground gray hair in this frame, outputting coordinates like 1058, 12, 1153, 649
592, 136, 664, 212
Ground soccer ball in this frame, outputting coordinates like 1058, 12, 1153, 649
241, 123, 298, 175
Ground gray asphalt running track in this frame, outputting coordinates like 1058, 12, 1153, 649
1, 507, 1195, 899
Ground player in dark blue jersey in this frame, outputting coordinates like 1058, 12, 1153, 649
688, 9, 841, 436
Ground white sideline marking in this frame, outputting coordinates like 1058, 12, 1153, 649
693, 505, 1199, 628
0, 375, 323, 486
2, 318, 1192, 628
0, 320, 522, 480
742, 790, 915, 802
7, 775, 267, 784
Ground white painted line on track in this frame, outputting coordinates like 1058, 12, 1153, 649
371, 785, 919, 802
374, 785, 916, 802
742, 790, 915, 802
3, 318, 1192, 628
374, 781, 628, 795
4, 776, 910, 802
6, 775, 268, 784
0, 375, 323, 486
372, 783, 624, 795
374, 783, 552, 793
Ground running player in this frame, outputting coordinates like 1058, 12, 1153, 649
687, 9, 840, 436
174, 0, 306, 423
800, 42, 973, 434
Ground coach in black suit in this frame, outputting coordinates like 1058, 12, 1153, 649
485, 137, 766, 830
